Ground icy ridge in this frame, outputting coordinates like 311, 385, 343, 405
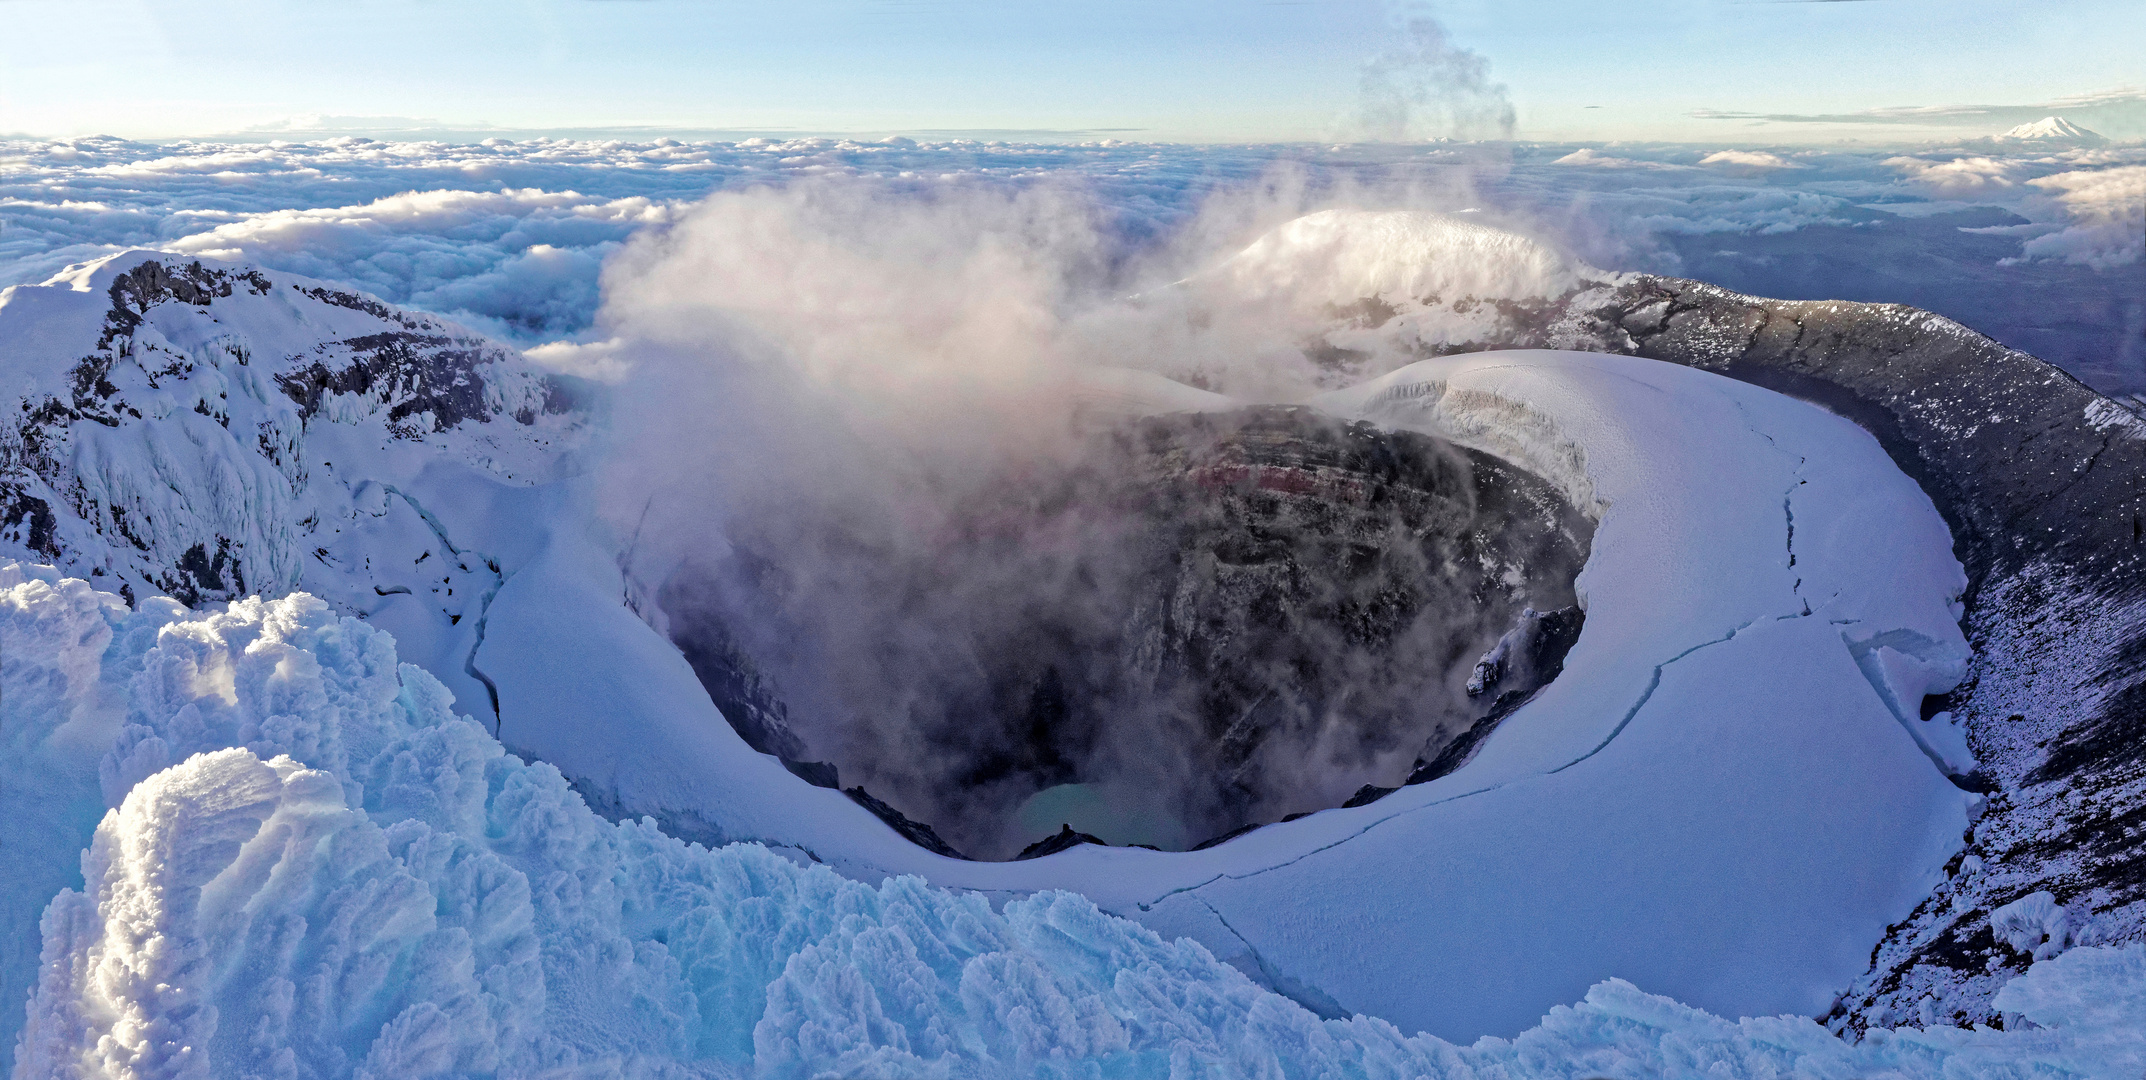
6, 560, 2146, 1078
0, 252, 581, 612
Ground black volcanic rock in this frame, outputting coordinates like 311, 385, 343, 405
1016, 825, 1108, 860
843, 787, 969, 860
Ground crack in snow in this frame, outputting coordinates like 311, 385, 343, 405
1139, 620, 1771, 901
380, 484, 509, 735
1191, 894, 1349, 1020
1547, 616, 1769, 775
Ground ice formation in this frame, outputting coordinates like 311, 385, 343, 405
6, 561, 2146, 1078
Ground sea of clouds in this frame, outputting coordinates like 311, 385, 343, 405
2, 132, 2141, 388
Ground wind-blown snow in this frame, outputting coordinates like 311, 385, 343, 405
6, 560, 2146, 1078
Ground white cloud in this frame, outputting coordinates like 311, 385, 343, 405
158, 188, 674, 340
522, 336, 633, 383
0, 135, 1222, 342
1551, 148, 1681, 170
1698, 149, 1804, 170
3, 133, 2140, 369
1885, 155, 2032, 197
2015, 165, 2146, 269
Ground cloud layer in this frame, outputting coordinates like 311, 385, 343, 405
3, 132, 2140, 385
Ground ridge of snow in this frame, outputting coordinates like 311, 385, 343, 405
0, 250, 585, 725
6, 560, 2145, 1077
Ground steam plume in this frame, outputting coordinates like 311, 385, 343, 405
1356, 4, 1517, 142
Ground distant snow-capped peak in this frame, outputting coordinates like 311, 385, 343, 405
1996, 116, 2108, 146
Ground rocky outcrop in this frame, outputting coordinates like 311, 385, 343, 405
0, 254, 578, 607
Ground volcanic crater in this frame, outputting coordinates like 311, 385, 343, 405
665, 405, 1596, 859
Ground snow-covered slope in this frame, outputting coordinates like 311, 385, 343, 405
0, 252, 586, 725
1299, 244, 2146, 1033
7, 561, 2145, 1078
1996, 117, 2110, 148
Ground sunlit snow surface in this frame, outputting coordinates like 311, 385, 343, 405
6, 562, 2146, 1079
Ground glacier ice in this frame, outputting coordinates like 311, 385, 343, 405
5, 560, 2146, 1077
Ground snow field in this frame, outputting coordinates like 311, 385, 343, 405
6, 560, 2146, 1078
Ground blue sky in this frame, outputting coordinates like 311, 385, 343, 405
2, 0, 2143, 142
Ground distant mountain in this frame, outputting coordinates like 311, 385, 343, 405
1995, 116, 2108, 147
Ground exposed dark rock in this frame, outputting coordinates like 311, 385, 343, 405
0, 489, 58, 558
0, 257, 576, 610
1465, 606, 1585, 701
157, 538, 248, 608
842, 787, 969, 860
664, 576, 811, 763
277, 334, 502, 433
782, 759, 840, 789
1016, 824, 1107, 860
1190, 822, 1263, 851
1341, 784, 1395, 808
293, 284, 420, 324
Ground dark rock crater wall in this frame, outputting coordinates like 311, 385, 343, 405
665, 406, 1594, 861
1446, 274, 2146, 1034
